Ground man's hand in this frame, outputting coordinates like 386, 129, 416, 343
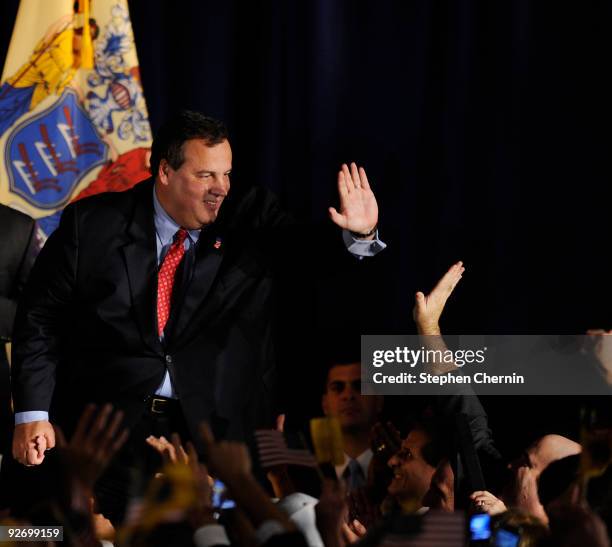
469, 490, 507, 516
146, 433, 190, 465
413, 261, 464, 335
199, 422, 252, 483
329, 163, 378, 237
12, 420, 55, 466
54, 403, 129, 488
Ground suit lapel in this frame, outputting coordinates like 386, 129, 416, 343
172, 229, 225, 342
121, 180, 162, 355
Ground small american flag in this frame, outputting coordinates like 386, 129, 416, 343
255, 429, 317, 469
378, 512, 465, 547
214, 237, 223, 249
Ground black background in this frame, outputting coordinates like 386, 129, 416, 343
2, 0, 611, 450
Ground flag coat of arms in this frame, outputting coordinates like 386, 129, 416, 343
0, 0, 152, 243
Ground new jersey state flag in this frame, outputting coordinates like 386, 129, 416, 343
0, 0, 152, 243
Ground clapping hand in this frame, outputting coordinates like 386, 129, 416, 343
329, 163, 378, 237
413, 261, 464, 335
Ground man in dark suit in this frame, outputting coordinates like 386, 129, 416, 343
10, 111, 384, 505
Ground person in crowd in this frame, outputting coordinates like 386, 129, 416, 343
321, 356, 384, 490
386, 419, 441, 512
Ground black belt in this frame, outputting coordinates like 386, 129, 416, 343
145, 395, 180, 416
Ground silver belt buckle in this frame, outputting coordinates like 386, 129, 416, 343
151, 397, 166, 414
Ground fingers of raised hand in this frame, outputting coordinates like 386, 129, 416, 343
158, 436, 176, 463
72, 404, 97, 443
350, 163, 361, 189
358, 167, 370, 190
341, 164, 354, 192
340, 162, 370, 193
75, 405, 126, 459
350, 519, 367, 537
432, 261, 465, 296
171, 433, 189, 464
97, 409, 125, 454
341, 522, 360, 544
146, 435, 165, 453
337, 171, 349, 196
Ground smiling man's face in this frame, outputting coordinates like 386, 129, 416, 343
387, 428, 436, 506
156, 138, 232, 229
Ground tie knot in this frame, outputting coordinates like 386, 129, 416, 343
175, 228, 188, 244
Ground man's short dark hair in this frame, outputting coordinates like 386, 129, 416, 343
318, 331, 362, 393
406, 415, 451, 468
150, 110, 229, 177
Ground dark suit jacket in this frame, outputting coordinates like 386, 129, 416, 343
0, 204, 35, 343
12, 178, 345, 441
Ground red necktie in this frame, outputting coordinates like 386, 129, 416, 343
157, 228, 188, 337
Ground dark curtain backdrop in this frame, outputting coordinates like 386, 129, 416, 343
2, 1, 611, 445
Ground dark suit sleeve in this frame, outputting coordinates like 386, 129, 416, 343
11, 204, 78, 413
242, 185, 357, 272
434, 391, 501, 460
0, 298, 17, 342
433, 389, 506, 495
0, 213, 36, 341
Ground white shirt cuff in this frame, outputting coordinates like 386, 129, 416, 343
193, 524, 230, 547
342, 229, 387, 259
15, 411, 49, 425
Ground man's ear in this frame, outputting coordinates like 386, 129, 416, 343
158, 159, 170, 185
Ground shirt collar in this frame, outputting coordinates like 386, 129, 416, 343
335, 448, 373, 479
152, 185, 201, 245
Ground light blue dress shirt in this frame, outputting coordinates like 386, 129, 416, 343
15, 187, 386, 424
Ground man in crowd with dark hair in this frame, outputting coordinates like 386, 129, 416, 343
321, 353, 384, 490
387, 419, 443, 512
10, 110, 385, 519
